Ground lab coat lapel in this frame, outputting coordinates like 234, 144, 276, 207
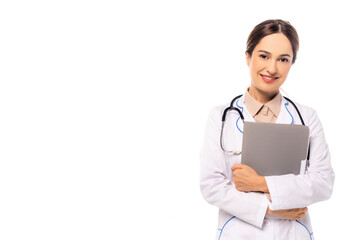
236, 94, 255, 122
235, 94, 255, 127
231, 94, 253, 135
276, 97, 294, 125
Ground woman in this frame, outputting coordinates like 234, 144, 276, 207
200, 19, 335, 240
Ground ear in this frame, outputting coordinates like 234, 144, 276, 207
245, 52, 251, 67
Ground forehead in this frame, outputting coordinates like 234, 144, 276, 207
254, 33, 293, 56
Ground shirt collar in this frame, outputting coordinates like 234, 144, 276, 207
244, 87, 282, 118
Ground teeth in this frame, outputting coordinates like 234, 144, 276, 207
261, 75, 276, 80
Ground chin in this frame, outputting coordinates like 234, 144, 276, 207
258, 84, 280, 93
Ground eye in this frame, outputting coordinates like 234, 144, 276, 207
259, 54, 268, 59
279, 58, 289, 63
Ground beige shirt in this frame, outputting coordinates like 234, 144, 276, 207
244, 88, 282, 217
244, 88, 282, 123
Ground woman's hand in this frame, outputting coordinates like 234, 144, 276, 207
232, 164, 308, 220
267, 207, 308, 220
231, 164, 269, 193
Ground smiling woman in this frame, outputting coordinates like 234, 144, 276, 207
200, 19, 335, 240
245, 20, 298, 104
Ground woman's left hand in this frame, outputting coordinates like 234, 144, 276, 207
231, 164, 269, 193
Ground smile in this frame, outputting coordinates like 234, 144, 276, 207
260, 74, 279, 83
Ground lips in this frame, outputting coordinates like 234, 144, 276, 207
260, 74, 279, 83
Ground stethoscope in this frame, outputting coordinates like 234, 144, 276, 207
220, 94, 311, 172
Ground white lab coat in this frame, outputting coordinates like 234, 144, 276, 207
200, 94, 335, 240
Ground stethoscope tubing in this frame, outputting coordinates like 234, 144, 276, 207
221, 94, 311, 171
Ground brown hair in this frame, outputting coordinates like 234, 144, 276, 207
246, 19, 299, 64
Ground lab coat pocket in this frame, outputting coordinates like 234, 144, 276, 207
216, 212, 236, 240
293, 219, 314, 240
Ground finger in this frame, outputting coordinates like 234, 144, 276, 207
296, 212, 306, 220
294, 207, 307, 213
290, 207, 307, 212
272, 209, 287, 213
231, 164, 244, 171
233, 169, 242, 176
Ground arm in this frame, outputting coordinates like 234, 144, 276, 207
264, 110, 335, 210
200, 107, 269, 229
232, 164, 308, 220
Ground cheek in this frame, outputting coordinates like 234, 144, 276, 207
277, 66, 291, 84
281, 64, 292, 75
250, 60, 264, 75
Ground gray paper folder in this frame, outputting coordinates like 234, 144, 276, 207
241, 121, 309, 176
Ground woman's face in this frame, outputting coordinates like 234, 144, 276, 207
246, 33, 293, 101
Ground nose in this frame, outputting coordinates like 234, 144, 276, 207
267, 60, 278, 75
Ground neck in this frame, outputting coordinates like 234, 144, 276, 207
248, 86, 278, 104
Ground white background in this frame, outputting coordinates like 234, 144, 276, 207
0, 0, 358, 239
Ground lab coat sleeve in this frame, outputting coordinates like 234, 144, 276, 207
265, 109, 335, 210
200, 107, 269, 229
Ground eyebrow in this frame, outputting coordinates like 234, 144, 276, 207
258, 50, 291, 57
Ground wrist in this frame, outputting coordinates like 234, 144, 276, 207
266, 206, 272, 215
258, 176, 270, 193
